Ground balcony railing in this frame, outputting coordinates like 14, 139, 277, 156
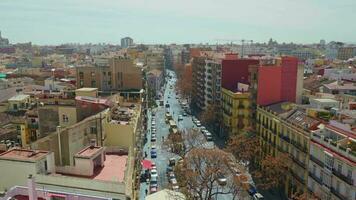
331, 187, 347, 200
309, 155, 324, 168
281, 135, 291, 143
309, 172, 323, 185
290, 155, 306, 169
291, 140, 308, 153
290, 169, 305, 184
332, 169, 354, 185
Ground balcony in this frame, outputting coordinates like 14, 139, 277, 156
290, 155, 306, 169
291, 140, 308, 153
290, 169, 305, 184
331, 187, 347, 200
281, 135, 291, 143
309, 155, 324, 168
309, 172, 323, 185
332, 169, 354, 185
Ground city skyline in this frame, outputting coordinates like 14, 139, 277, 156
1, 0, 356, 45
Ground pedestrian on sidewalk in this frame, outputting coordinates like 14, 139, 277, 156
145, 189, 148, 195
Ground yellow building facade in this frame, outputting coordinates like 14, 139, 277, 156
221, 88, 251, 136
256, 103, 319, 197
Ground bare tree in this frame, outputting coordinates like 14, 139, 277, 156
226, 133, 260, 169
163, 128, 206, 157
175, 148, 248, 200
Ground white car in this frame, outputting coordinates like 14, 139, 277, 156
150, 169, 158, 178
196, 122, 201, 127
253, 193, 264, 200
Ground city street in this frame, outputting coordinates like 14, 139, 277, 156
140, 70, 243, 200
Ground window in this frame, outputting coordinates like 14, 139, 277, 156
337, 162, 342, 173
91, 72, 95, 77
312, 165, 316, 174
324, 153, 334, 171
79, 72, 84, 79
90, 126, 97, 134
62, 114, 69, 123
336, 180, 340, 192
103, 71, 106, 76
79, 80, 84, 87
44, 160, 48, 171
347, 167, 352, 178
91, 80, 96, 87
108, 72, 111, 76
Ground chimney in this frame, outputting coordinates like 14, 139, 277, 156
27, 174, 37, 200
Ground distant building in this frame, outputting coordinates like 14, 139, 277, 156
147, 69, 164, 98
310, 98, 340, 110
7, 94, 31, 112
121, 37, 133, 48
76, 57, 143, 91
337, 47, 356, 60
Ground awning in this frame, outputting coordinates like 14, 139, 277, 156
141, 159, 153, 169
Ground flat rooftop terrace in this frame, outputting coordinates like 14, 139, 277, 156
93, 154, 127, 182
63, 153, 128, 182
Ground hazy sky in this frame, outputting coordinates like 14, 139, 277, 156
0, 0, 355, 45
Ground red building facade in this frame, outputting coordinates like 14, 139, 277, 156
221, 59, 259, 92
256, 56, 299, 106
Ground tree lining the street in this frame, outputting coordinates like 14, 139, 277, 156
226, 133, 292, 199
199, 104, 221, 129
163, 128, 206, 157
175, 148, 249, 200
175, 63, 193, 100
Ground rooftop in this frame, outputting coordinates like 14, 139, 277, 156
76, 146, 103, 158
8, 94, 30, 101
75, 96, 112, 106
0, 149, 49, 162
324, 81, 356, 90
286, 110, 321, 130
93, 154, 127, 182
312, 98, 339, 103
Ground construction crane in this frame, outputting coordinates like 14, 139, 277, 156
215, 38, 253, 57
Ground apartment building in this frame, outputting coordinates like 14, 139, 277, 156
145, 51, 165, 70
76, 57, 143, 92
192, 56, 206, 110
121, 37, 133, 48
221, 87, 251, 136
204, 59, 222, 108
191, 53, 223, 111
308, 123, 355, 200
256, 102, 321, 197
337, 47, 356, 60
